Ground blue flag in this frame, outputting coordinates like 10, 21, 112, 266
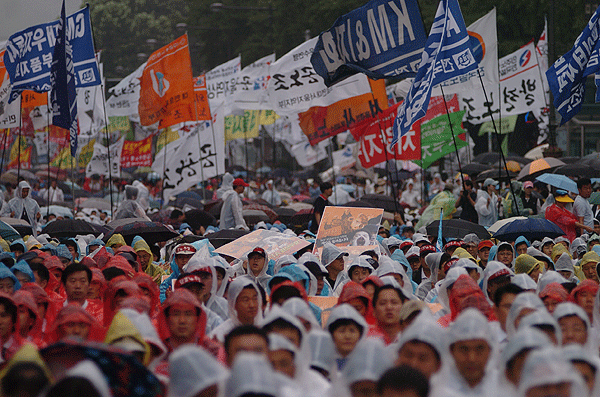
51, 0, 78, 157
436, 209, 444, 252
310, 0, 427, 86
546, 6, 600, 124
3, 6, 99, 103
391, 0, 477, 146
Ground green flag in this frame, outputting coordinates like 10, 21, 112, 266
414, 110, 467, 168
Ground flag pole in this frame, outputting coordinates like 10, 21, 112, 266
328, 136, 337, 204
46, 93, 51, 216
439, 86, 465, 191
17, 97, 22, 181
161, 131, 168, 206
0, 128, 8, 177
476, 69, 520, 216
99, 86, 114, 218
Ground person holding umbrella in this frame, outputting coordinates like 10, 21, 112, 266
545, 190, 596, 242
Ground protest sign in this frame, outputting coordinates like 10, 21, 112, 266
121, 136, 152, 168
214, 229, 311, 261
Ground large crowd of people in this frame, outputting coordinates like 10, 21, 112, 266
0, 168, 598, 397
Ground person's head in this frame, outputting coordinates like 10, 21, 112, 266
173, 243, 197, 272
134, 237, 152, 271
396, 327, 442, 380
163, 289, 203, 342
28, 262, 49, 290
64, 240, 79, 259
523, 181, 534, 195
503, 328, 551, 386
518, 348, 584, 397
377, 365, 429, 397
168, 345, 228, 397
0, 295, 17, 341
554, 189, 574, 208
61, 263, 92, 303
224, 325, 269, 367
496, 243, 514, 266
483, 178, 497, 193
232, 178, 249, 194
348, 257, 373, 284
55, 305, 94, 340
580, 252, 600, 282
262, 314, 303, 348
235, 285, 260, 325
571, 280, 599, 322
1, 361, 50, 397
327, 305, 365, 357
247, 247, 267, 277
19, 181, 31, 199
477, 240, 493, 263
577, 178, 592, 199
493, 283, 524, 332
553, 303, 590, 347
320, 182, 333, 197
267, 333, 297, 379
372, 285, 406, 329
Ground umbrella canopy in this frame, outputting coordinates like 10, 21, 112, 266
359, 194, 399, 213
190, 188, 214, 200
462, 163, 491, 177
473, 152, 532, 165
243, 203, 278, 223
554, 163, 600, 179
488, 216, 528, 234
425, 219, 491, 240
168, 191, 205, 210
517, 158, 565, 180
286, 202, 313, 211
291, 194, 311, 202
0, 220, 22, 242
243, 209, 270, 226
205, 229, 249, 249
536, 173, 578, 194
41, 340, 164, 397
274, 207, 297, 225
475, 168, 517, 183
106, 217, 147, 229
79, 197, 112, 211
524, 144, 549, 160
183, 209, 217, 230
0, 217, 33, 237
505, 160, 521, 173
492, 218, 566, 241
289, 208, 313, 226
40, 205, 73, 218
0, 169, 37, 184
104, 220, 179, 245
42, 219, 104, 238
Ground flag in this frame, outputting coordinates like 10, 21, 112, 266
546, 5, 600, 124
7, 146, 32, 170
86, 137, 125, 178
106, 62, 145, 120
231, 54, 275, 110
121, 136, 152, 168
392, 0, 477, 145
205, 56, 241, 111
193, 75, 211, 121
50, 0, 78, 157
311, 0, 427, 86
0, 50, 21, 129
138, 35, 195, 129
436, 209, 444, 252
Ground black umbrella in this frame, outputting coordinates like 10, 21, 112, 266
426, 219, 491, 240
274, 207, 297, 225
473, 152, 532, 165
104, 221, 179, 245
492, 218, 566, 241
462, 163, 491, 177
208, 200, 224, 219
0, 217, 33, 238
359, 194, 399, 213
168, 191, 204, 210
184, 209, 217, 231
42, 219, 103, 238
554, 163, 600, 179
205, 229, 249, 248
475, 168, 517, 183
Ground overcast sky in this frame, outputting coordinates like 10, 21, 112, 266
0, 0, 82, 42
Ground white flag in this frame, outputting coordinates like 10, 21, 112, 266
266, 37, 371, 115
206, 56, 241, 111
106, 62, 145, 121
86, 137, 125, 178
231, 53, 275, 110
77, 85, 106, 138
0, 71, 20, 129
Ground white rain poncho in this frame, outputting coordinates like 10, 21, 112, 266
65, 360, 112, 397
518, 310, 561, 345
184, 256, 229, 321
216, 172, 234, 199
562, 344, 600, 396
306, 329, 336, 375
555, 252, 580, 283
225, 352, 282, 397
379, 275, 415, 301
481, 261, 514, 302
325, 304, 368, 347
220, 183, 248, 231
120, 308, 167, 358
281, 297, 320, 331
571, 237, 588, 258
453, 258, 483, 283
526, 246, 554, 269
511, 274, 537, 291
211, 255, 233, 297
536, 270, 568, 294
517, 347, 588, 397
425, 252, 446, 285
260, 305, 305, 345
3, 181, 40, 236
232, 247, 272, 290
431, 309, 500, 397
113, 185, 150, 220
321, 243, 348, 267
209, 277, 263, 342
168, 345, 229, 397
132, 180, 150, 211
376, 256, 413, 295
505, 292, 545, 337
552, 302, 593, 349
395, 311, 446, 372
338, 338, 393, 397
275, 255, 297, 274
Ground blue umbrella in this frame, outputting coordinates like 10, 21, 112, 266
0, 220, 21, 242
492, 218, 566, 241
536, 173, 578, 194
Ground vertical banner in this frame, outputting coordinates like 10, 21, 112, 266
193, 75, 211, 121
86, 137, 124, 178
205, 56, 241, 110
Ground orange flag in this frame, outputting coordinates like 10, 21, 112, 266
193, 75, 211, 121
138, 35, 195, 128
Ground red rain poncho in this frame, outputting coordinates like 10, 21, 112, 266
12, 290, 44, 347
45, 304, 105, 344
103, 280, 142, 327
439, 274, 497, 327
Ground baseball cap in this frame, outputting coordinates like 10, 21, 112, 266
400, 240, 414, 251
420, 245, 436, 256
233, 178, 249, 187
555, 189, 574, 203
523, 181, 534, 189
248, 247, 266, 258
174, 274, 205, 290
174, 243, 196, 256
483, 178, 497, 188
478, 240, 494, 250
444, 240, 464, 251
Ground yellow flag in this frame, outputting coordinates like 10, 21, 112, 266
224, 110, 260, 142
156, 128, 180, 153
78, 139, 95, 168
50, 147, 75, 170
258, 109, 279, 125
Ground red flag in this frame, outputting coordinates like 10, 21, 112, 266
139, 35, 195, 128
121, 136, 152, 168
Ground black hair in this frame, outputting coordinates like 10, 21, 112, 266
263, 318, 303, 344
0, 296, 17, 326
328, 318, 364, 336
361, 250, 379, 261
497, 244, 513, 253
270, 285, 302, 304
164, 304, 201, 317
150, 244, 161, 259
320, 182, 333, 193
464, 180, 474, 188
170, 209, 184, 219
348, 265, 373, 280
1, 362, 50, 397
102, 267, 126, 281
493, 283, 524, 308
373, 284, 408, 307
63, 240, 78, 249
45, 377, 102, 397
377, 365, 429, 397
28, 262, 49, 283
578, 178, 592, 190
224, 325, 268, 354
61, 263, 92, 285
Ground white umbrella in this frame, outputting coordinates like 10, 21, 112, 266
488, 216, 528, 234
524, 144, 549, 160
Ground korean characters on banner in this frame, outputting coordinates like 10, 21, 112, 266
193, 75, 211, 121
121, 136, 152, 168
86, 137, 125, 179
106, 62, 145, 120
205, 56, 241, 110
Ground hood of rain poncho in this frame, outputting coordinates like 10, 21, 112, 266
0, 343, 52, 381
500, 327, 551, 370
492, 241, 515, 265
536, 270, 567, 294
570, 237, 588, 258
281, 297, 320, 330
13, 289, 42, 338
158, 288, 207, 343
518, 310, 562, 343
66, 238, 81, 261
260, 305, 305, 340
376, 256, 412, 290
183, 256, 220, 298
386, 236, 402, 249
517, 347, 588, 397
488, 244, 499, 261
103, 280, 142, 326
539, 282, 570, 305
0, 263, 20, 291
276, 264, 311, 294
268, 333, 300, 378
451, 247, 476, 262
325, 303, 368, 338
515, 236, 531, 249
448, 274, 495, 321
10, 239, 26, 254
104, 311, 151, 365
453, 258, 482, 282
237, 246, 271, 287
526, 246, 554, 268
555, 252, 576, 275
104, 255, 135, 278
514, 254, 542, 277
437, 267, 469, 312
274, 255, 297, 274
106, 234, 126, 250
10, 182, 39, 233
0, 253, 15, 268
396, 311, 446, 360
86, 238, 105, 256
226, 352, 281, 397
306, 329, 336, 373
561, 344, 600, 383
592, 245, 600, 255
25, 236, 41, 251
296, 263, 319, 296
342, 338, 392, 386
551, 243, 570, 263
588, 234, 600, 249
321, 243, 348, 267
124, 185, 138, 200
337, 281, 375, 325
49, 304, 104, 343
216, 173, 234, 200
571, 279, 599, 304
425, 252, 445, 284
553, 302, 592, 346
65, 360, 112, 397
580, 251, 600, 274
168, 344, 229, 397
120, 308, 167, 356
506, 292, 545, 337
347, 255, 374, 277
379, 275, 415, 302
227, 277, 263, 326
55, 244, 72, 261
481, 261, 514, 301
132, 236, 152, 257
211, 255, 232, 297
11, 260, 34, 283
131, 273, 158, 312
89, 246, 113, 268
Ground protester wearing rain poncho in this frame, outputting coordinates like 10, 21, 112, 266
480, 261, 515, 303
183, 256, 229, 322
132, 236, 166, 284
225, 352, 282, 397
216, 172, 234, 200
113, 185, 150, 220
430, 309, 500, 397
232, 247, 272, 290
504, 292, 546, 338
2, 182, 40, 236
325, 304, 369, 371
552, 302, 593, 348
168, 345, 229, 397
209, 277, 263, 342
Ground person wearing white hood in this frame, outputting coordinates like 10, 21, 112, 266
337, 338, 393, 397
475, 178, 500, 228
561, 344, 600, 396
44, 360, 112, 397
232, 247, 272, 290
220, 178, 249, 231
552, 302, 592, 348
262, 180, 282, 206
325, 304, 369, 371
168, 345, 229, 397
481, 261, 514, 304
225, 352, 282, 397
216, 172, 234, 200
430, 309, 500, 397
321, 243, 349, 295
3, 181, 40, 236
183, 256, 230, 322
209, 277, 263, 342
500, 327, 551, 392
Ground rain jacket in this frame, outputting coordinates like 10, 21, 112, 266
106, 233, 126, 250
183, 256, 229, 322
133, 236, 166, 283
225, 353, 282, 397
104, 310, 151, 365
325, 304, 369, 370
215, 173, 234, 200
103, 280, 142, 327
12, 290, 44, 347
505, 292, 545, 337
220, 187, 248, 230
113, 186, 150, 220
2, 182, 40, 236
545, 203, 579, 242
475, 190, 499, 228
168, 345, 229, 397
232, 248, 272, 290
46, 304, 105, 344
